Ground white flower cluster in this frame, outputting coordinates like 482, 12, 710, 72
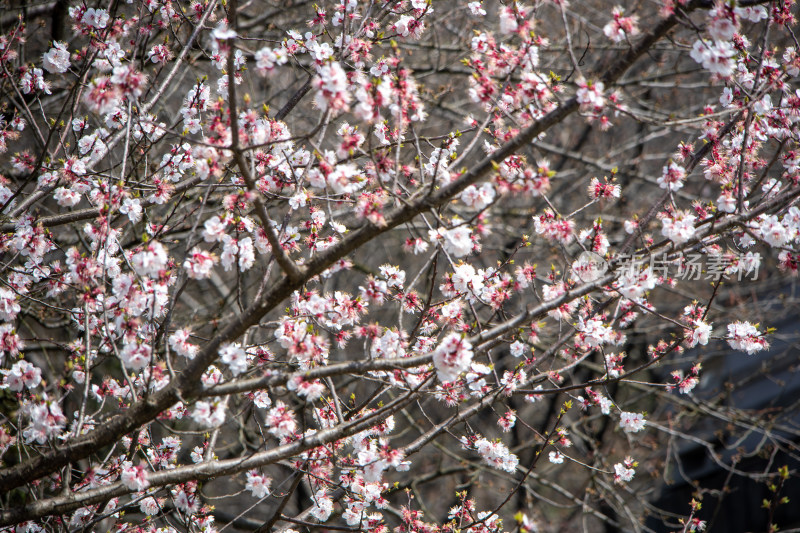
314, 61, 350, 112
433, 333, 474, 382
727, 321, 768, 355
661, 211, 697, 246
619, 411, 646, 433
462, 436, 519, 473
42, 42, 70, 73
689, 4, 751, 77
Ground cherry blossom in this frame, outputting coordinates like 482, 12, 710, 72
266, 401, 297, 440
619, 411, 646, 433
1, 360, 41, 391
19, 68, 50, 95
461, 183, 496, 210
219, 343, 248, 375
191, 400, 227, 427
245, 470, 271, 498
183, 248, 216, 279
0, 3, 795, 531
314, 62, 350, 112
442, 225, 474, 257
548, 450, 565, 464
467, 2, 486, 16
603, 6, 640, 43
120, 463, 150, 492
613, 457, 636, 484
661, 211, 697, 246
474, 437, 519, 472
726, 321, 769, 354
685, 320, 712, 348
690, 39, 736, 77
433, 333, 474, 383
310, 489, 334, 521
657, 162, 686, 191
80, 8, 109, 29
707, 3, 738, 42
42, 42, 70, 73
131, 241, 169, 278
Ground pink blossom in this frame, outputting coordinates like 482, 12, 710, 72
266, 401, 297, 440
120, 342, 152, 370
147, 44, 172, 64
534, 211, 575, 244
468, 2, 486, 16
174, 486, 200, 514
498, 6, 519, 34
287, 376, 326, 401
670, 368, 701, 394
111, 65, 148, 98
1, 360, 41, 391
689, 519, 707, 532
0, 323, 23, 361
120, 463, 149, 492
20, 68, 50, 95
254, 47, 288, 75
53, 187, 81, 207
379, 265, 406, 289
393, 15, 425, 39
576, 80, 605, 114
183, 247, 216, 279
433, 333, 473, 383
460, 183, 496, 210
509, 340, 526, 358
203, 215, 228, 243
577, 317, 615, 348
314, 62, 350, 112
735, 5, 767, 22
587, 177, 620, 200
139, 497, 160, 516
84, 77, 120, 114
497, 410, 516, 432
685, 320, 712, 348
756, 215, 789, 247
707, 4, 738, 42
603, 6, 640, 43
131, 241, 169, 277
22, 397, 66, 444
716, 190, 737, 213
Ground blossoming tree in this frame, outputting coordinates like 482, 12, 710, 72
0, 0, 798, 531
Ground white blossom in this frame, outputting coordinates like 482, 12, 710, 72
42, 42, 70, 73
433, 333, 473, 382
219, 343, 248, 376
619, 411, 646, 433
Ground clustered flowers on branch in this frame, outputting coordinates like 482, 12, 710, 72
0, 0, 798, 532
